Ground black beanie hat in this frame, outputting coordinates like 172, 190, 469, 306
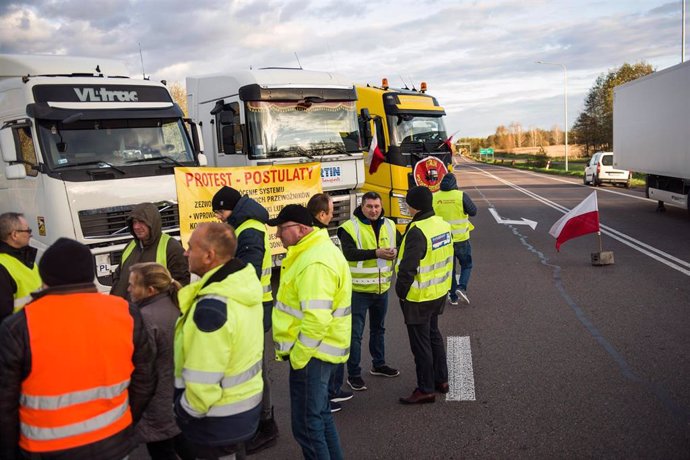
212, 186, 242, 211
406, 185, 433, 212
39, 238, 94, 287
440, 173, 458, 191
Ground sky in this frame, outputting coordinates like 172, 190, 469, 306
0, 0, 685, 138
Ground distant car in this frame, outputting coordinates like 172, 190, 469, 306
584, 151, 631, 188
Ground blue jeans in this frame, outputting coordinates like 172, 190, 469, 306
327, 363, 345, 398
450, 240, 472, 299
347, 291, 388, 377
289, 359, 343, 460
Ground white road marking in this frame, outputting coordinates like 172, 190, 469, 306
488, 207, 538, 230
447, 336, 476, 401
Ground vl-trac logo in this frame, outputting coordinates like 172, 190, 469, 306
73, 87, 139, 102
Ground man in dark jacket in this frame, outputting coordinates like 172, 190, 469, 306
0, 238, 155, 460
211, 186, 278, 454
110, 202, 189, 299
433, 173, 477, 305
0, 212, 42, 322
395, 186, 453, 405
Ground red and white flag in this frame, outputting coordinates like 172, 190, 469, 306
549, 191, 600, 251
365, 129, 385, 174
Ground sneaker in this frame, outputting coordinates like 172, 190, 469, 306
330, 401, 342, 413
448, 295, 459, 306
456, 289, 470, 304
330, 389, 354, 403
347, 375, 367, 391
370, 365, 400, 377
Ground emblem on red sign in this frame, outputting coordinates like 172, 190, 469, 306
413, 157, 448, 192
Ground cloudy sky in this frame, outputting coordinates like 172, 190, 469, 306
0, 0, 685, 137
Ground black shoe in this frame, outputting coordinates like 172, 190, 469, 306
245, 417, 279, 455
347, 375, 367, 391
330, 389, 354, 402
370, 365, 400, 377
330, 401, 342, 413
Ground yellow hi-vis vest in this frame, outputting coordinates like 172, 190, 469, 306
121, 233, 171, 266
433, 190, 474, 242
174, 263, 264, 418
235, 219, 273, 303
339, 217, 396, 294
272, 229, 352, 370
395, 216, 453, 302
0, 254, 42, 312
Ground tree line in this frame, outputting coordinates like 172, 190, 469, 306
460, 62, 654, 157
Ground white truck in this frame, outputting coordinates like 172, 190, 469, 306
614, 61, 690, 212
0, 54, 201, 290
186, 68, 365, 235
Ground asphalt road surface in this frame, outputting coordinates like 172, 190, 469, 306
135, 157, 690, 459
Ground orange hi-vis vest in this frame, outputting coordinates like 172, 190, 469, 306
19, 293, 135, 453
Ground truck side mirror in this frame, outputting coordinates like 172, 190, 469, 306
221, 125, 235, 152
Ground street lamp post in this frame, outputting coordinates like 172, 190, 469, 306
536, 61, 568, 171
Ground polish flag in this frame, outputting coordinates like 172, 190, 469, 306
549, 191, 600, 251
438, 129, 460, 152
365, 130, 385, 174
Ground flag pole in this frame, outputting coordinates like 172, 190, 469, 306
598, 231, 603, 253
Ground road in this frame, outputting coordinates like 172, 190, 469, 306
136, 157, 690, 459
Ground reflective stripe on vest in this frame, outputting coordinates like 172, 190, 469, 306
339, 217, 396, 294
433, 189, 474, 242
396, 216, 453, 302
235, 219, 273, 302
21, 397, 129, 442
121, 233, 171, 267
20, 293, 135, 452
181, 391, 263, 418
0, 254, 42, 312
176, 359, 262, 389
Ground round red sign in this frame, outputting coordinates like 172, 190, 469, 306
413, 157, 449, 192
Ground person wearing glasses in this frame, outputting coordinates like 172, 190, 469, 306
268, 204, 351, 460
0, 212, 42, 322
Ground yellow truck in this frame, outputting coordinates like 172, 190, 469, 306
356, 79, 453, 232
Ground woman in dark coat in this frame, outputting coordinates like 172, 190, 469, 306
128, 262, 182, 460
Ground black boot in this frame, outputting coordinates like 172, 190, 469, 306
245, 410, 279, 455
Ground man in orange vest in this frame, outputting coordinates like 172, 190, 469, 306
0, 238, 155, 460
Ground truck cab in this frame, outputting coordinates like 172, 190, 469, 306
0, 54, 199, 290
356, 79, 452, 232
186, 68, 365, 235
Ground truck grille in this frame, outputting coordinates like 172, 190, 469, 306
78, 201, 180, 238
328, 195, 352, 238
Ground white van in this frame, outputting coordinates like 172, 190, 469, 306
584, 151, 631, 188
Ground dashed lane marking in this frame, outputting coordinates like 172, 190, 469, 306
447, 336, 476, 401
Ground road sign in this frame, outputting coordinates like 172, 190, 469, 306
480, 148, 494, 155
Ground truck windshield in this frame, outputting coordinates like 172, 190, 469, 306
246, 101, 360, 159
388, 114, 448, 146
37, 118, 195, 169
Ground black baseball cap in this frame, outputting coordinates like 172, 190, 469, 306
267, 204, 314, 227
